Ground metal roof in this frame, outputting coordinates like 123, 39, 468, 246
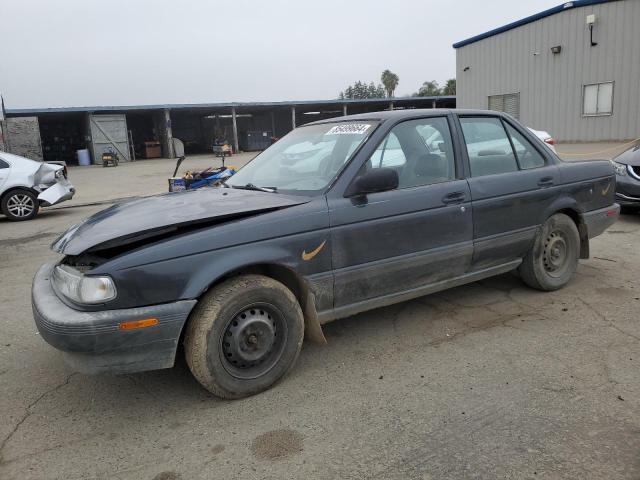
453, 0, 620, 49
5, 95, 455, 116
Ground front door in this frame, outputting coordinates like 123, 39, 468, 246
327, 115, 473, 309
457, 115, 560, 270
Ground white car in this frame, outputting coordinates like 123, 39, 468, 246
0, 152, 75, 221
528, 127, 557, 153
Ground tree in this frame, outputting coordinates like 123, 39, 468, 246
414, 80, 441, 97
338, 80, 386, 99
442, 78, 456, 95
381, 69, 399, 98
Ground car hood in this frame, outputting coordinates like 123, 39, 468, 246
613, 142, 640, 166
52, 187, 311, 255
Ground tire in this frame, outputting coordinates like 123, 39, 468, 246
184, 274, 304, 399
1, 189, 39, 221
519, 213, 580, 291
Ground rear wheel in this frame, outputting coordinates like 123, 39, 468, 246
519, 213, 580, 291
1, 189, 39, 221
184, 274, 304, 399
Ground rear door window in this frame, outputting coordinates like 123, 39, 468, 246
459, 117, 519, 177
504, 123, 546, 170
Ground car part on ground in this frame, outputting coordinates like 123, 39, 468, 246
31, 109, 619, 398
0, 151, 75, 221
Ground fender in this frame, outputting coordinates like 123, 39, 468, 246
179, 240, 330, 345
540, 195, 582, 223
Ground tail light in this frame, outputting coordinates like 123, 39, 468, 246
544, 137, 555, 146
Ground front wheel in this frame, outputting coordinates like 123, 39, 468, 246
1, 189, 39, 221
184, 274, 304, 399
519, 213, 580, 291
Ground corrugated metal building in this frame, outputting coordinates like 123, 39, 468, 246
454, 0, 640, 142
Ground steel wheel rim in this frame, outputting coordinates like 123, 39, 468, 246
542, 230, 570, 277
220, 303, 288, 380
7, 193, 35, 218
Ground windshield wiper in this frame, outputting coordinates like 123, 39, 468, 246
231, 183, 277, 193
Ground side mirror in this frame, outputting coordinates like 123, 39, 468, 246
346, 168, 399, 197
172, 138, 185, 159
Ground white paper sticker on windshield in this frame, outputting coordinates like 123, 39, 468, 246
326, 124, 371, 135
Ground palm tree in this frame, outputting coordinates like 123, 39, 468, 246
381, 70, 399, 98
442, 79, 456, 95
415, 80, 441, 97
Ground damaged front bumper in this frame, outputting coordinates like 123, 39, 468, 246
32, 263, 196, 374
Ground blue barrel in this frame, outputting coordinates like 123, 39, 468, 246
77, 149, 91, 166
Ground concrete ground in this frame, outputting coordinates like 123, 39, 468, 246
1, 144, 639, 479
58, 153, 256, 208
556, 141, 634, 162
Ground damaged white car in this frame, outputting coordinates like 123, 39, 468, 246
0, 152, 75, 221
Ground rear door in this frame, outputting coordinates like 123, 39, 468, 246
456, 115, 559, 270
327, 115, 473, 309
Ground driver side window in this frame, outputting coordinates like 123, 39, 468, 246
365, 117, 456, 189
369, 132, 406, 169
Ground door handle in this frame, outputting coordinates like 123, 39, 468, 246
538, 176, 554, 188
442, 191, 466, 205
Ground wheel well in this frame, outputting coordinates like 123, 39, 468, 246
556, 208, 589, 259
1, 186, 37, 202
221, 264, 305, 306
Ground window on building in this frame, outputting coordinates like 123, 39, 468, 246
583, 82, 613, 116
488, 93, 520, 119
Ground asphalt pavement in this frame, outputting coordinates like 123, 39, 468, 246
0, 146, 639, 479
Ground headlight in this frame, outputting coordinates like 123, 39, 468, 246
53, 265, 117, 304
611, 161, 627, 176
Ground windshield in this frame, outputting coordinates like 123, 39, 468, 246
226, 121, 376, 193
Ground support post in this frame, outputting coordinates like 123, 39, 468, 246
342, 104, 348, 116
389, 101, 394, 111
432, 99, 437, 109
291, 106, 296, 129
164, 108, 174, 158
231, 106, 239, 154
270, 111, 276, 137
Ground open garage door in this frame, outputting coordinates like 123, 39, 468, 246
88, 114, 131, 163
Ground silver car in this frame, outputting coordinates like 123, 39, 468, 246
0, 152, 75, 221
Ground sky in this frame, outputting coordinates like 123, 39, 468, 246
0, 0, 560, 109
